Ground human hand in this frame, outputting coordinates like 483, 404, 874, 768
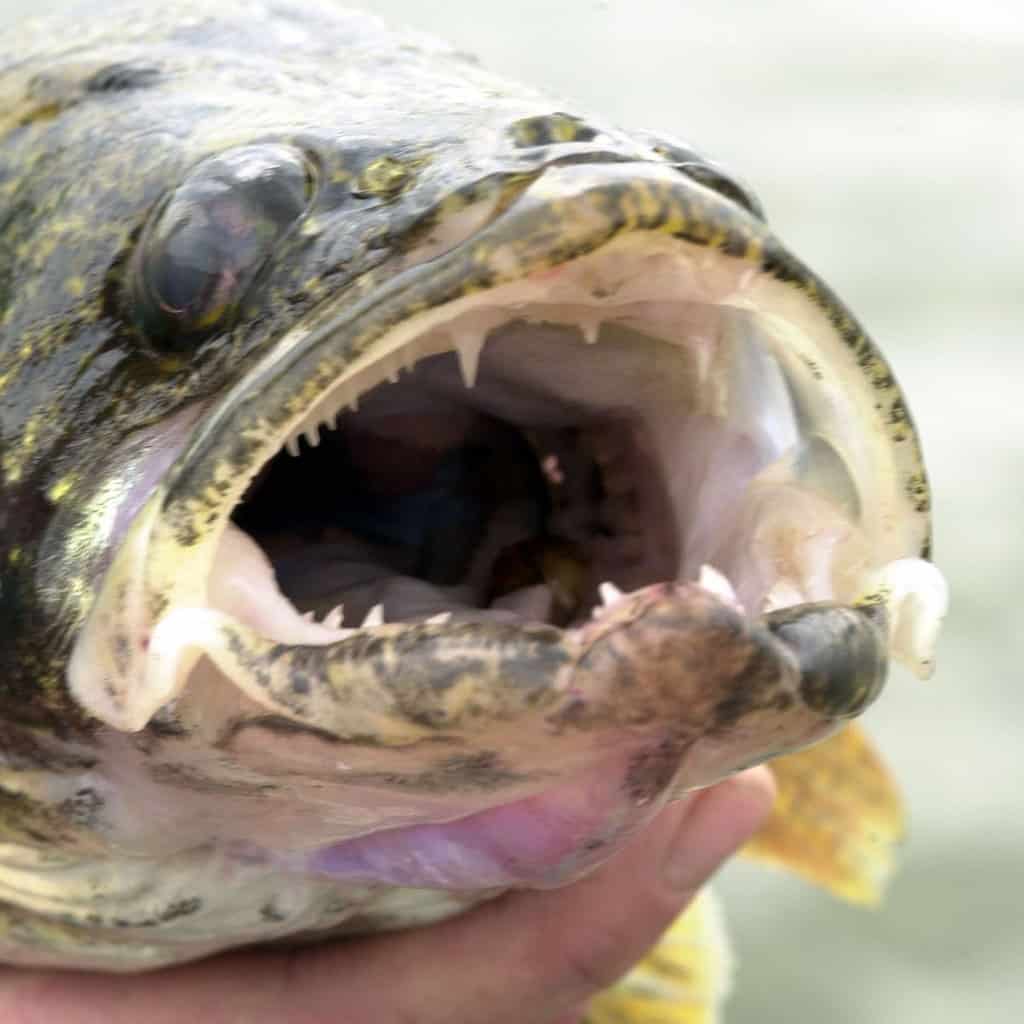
0, 768, 774, 1024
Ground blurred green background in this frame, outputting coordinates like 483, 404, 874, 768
1, 0, 1019, 1019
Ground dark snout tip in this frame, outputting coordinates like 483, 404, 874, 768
766, 602, 889, 720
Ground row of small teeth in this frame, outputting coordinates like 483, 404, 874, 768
301, 566, 738, 635
302, 582, 628, 633
281, 313, 607, 457
281, 324, 491, 457
282, 345, 424, 456
293, 563, 945, 678
300, 604, 455, 630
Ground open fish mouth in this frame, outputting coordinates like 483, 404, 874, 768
67, 161, 946, 890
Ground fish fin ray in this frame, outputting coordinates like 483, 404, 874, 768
741, 722, 904, 905
584, 886, 732, 1024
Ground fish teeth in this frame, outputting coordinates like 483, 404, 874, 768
598, 581, 624, 607
858, 558, 948, 679
361, 604, 385, 628
303, 425, 321, 448
402, 347, 420, 372
579, 315, 601, 345
452, 330, 486, 389
425, 611, 452, 625
285, 436, 301, 457
697, 564, 741, 608
321, 605, 345, 630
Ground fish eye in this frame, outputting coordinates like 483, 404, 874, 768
133, 144, 314, 350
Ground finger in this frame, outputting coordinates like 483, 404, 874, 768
0, 768, 774, 1024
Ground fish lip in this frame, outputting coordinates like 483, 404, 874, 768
69, 158, 944, 734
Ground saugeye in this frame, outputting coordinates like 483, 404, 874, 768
0, 2, 948, 1019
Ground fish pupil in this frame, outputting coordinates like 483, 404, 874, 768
133, 144, 313, 348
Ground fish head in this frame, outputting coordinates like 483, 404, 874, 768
0, 0, 947, 967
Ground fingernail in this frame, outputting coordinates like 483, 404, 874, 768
661, 771, 774, 891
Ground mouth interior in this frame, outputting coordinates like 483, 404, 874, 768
233, 322, 690, 630
221, 246, 852, 640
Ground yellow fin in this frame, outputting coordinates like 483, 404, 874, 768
585, 887, 731, 1024
741, 723, 905, 905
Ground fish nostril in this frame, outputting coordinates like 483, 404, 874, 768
674, 161, 765, 219
508, 112, 599, 148
634, 132, 765, 218
766, 603, 889, 719
351, 155, 416, 200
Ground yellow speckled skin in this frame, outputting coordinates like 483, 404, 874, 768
0, 0, 936, 1015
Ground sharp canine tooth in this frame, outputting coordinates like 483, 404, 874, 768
361, 604, 384, 628
580, 316, 601, 345
859, 558, 948, 679
322, 605, 344, 630
452, 330, 486, 388
285, 436, 301, 457
304, 426, 320, 447
425, 612, 452, 625
599, 581, 624, 607
698, 564, 741, 608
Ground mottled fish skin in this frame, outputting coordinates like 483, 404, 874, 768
0, 0, 938, 978
0, 3, 929, 736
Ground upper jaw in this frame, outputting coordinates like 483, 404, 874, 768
68, 160, 947, 770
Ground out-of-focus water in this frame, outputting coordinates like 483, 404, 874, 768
1, 1, 1020, 1020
